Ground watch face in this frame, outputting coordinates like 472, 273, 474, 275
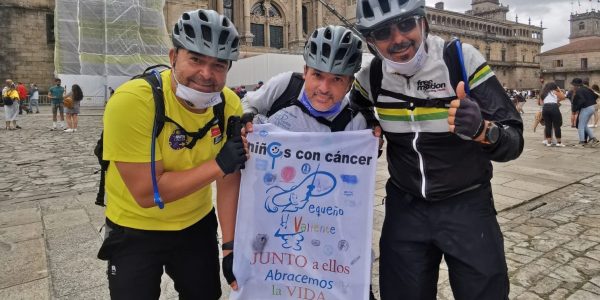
487, 124, 500, 143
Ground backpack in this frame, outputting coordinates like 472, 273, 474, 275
368, 38, 471, 107
63, 96, 74, 109
265, 72, 374, 132
93, 65, 226, 206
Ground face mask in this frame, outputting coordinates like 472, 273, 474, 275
172, 70, 222, 109
379, 26, 428, 77
299, 90, 342, 118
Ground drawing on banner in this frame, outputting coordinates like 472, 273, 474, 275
266, 165, 337, 251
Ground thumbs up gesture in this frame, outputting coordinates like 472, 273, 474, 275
448, 81, 486, 141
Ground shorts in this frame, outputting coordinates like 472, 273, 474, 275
51, 102, 64, 115
98, 210, 221, 300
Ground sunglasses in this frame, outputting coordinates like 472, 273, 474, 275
369, 17, 420, 41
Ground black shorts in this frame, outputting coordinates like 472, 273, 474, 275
98, 210, 221, 300
379, 182, 509, 300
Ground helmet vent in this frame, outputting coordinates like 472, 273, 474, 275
398, 0, 409, 6
312, 30, 318, 38
198, 11, 209, 22
324, 28, 332, 40
362, 1, 374, 18
334, 48, 347, 61
342, 32, 351, 43
222, 17, 229, 27
379, 0, 391, 13
182, 13, 190, 20
218, 31, 229, 45
173, 24, 180, 35
357, 40, 362, 49
201, 25, 212, 42
322, 44, 331, 58
348, 53, 360, 64
183, 24, 196, 38
310, 42, 318, 55
231, 37, 239, 49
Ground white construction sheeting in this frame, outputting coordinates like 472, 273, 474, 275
54, 0, 171, 106
227, 53, 375, 88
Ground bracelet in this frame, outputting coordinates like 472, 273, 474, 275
222, 240, 234, 250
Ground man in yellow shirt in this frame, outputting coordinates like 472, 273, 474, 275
98, 9, 247, 299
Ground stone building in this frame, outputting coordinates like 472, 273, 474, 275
1, 0, 543, 92
539, 10, 600, 89
425, 1, 544, 90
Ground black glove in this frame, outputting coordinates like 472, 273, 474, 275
241, 112, 255, 126
453, 96, 484, 140
216, 135, 246, 174
222, 252, 236, 284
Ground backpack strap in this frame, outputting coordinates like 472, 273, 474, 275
443, 38, 470, 96
266, 72, 305, 117
142, 70, 166, 138
369, 57, 383, 104
213, 93, 226, 141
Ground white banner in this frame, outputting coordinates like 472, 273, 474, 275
231, 124, 378, 300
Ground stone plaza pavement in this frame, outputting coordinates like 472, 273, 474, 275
0, 100, 599, 299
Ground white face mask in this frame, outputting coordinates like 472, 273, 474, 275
172, 70, 222, 109
378, 26, 428, 77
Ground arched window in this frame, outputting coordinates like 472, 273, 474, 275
251, 1, 285, 49
302, 5, 308, 34
579, 22, 585, 30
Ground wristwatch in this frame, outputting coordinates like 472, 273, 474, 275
484, 122, 500, 144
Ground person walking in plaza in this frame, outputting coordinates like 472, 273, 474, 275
351, 1, 524, 299
64, 84, 83, 132
571, 78, 599, 147
591, 83, 599, 128
3, 80, 21, 130
16, 82, 28, 114
538, 82, 566, 147
98, 9, 247, 299
48, 78, 66, 130
29, 83, 40, 113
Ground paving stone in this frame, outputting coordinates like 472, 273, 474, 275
570, 257, 600, 276
512, 224, 549, 237
581, 228, 600, 243
516, 291, 544, 300
553, 223, 587, 236
581, 282, 600, 295
0, 278, 50, 300
563, 239, 598, 253
576, 215, 600, 228
566, 290, 600, 300
504, 180, 557, 194
509, 283, 527, 298
54, 284, 108, 300
50, 256, 106, 298
530, 276, 564, 295
548, 264, 585, 283
549, 288, 570, 300
43, 209, 90, 230
0, 222, 43, 243
0, 207, 41, 228
0, 238, 47, 289
512, 263, 551, 288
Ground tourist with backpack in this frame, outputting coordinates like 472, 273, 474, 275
97, 9, 247, 299
350, 1, 524, 299
242, 25, 380, 300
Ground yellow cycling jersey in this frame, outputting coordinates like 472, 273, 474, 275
103, 69, 242, 230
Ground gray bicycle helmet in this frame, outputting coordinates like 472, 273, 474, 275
356, 0, 426, 35
172, 9, 240, 61
303, 25, 363, 76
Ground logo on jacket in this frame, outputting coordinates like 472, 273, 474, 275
417, 80, 446, 92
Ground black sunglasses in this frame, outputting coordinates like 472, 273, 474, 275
369, 17, 420, 41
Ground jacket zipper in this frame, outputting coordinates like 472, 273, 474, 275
409, 105, 427, 199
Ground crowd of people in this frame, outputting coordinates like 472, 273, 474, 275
534, 78, 600, 147
1, 78, 84, 132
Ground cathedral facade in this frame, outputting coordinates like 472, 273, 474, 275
0, 0, 543, 92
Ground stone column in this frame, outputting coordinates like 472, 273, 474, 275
216, 0, 223, 14
316, 1, 323, 28
241, 0, 254, 46
291, 0, 305, 50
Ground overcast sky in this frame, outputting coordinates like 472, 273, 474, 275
425, 0, 600, 52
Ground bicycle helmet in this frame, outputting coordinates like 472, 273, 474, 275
356, 0, 426, 35
172, 9, 240, 61
303, 25, 363, 76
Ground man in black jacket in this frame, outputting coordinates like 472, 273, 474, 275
351, 1, 523, 299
